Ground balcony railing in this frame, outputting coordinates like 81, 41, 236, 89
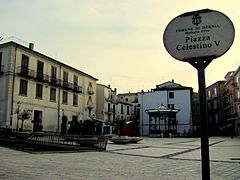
88, 88, 94, 95
50, 77, 61, 86
16, 66, 83, 92
62, 81, 73, 90
35, 72, 49, 83
16, 66, 35, 78
73, 85, 83, 93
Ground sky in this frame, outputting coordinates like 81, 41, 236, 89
1, 0, 239, 93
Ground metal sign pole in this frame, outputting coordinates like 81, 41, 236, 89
189, 60, 212, 180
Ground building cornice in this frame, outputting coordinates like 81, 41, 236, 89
0, 41, 98, 81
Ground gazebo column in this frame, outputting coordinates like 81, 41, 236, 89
158, 113, 160, 134
148, 113, 152, 135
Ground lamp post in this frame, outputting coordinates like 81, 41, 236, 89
16, 101, 20, 131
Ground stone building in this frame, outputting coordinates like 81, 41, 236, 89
223, 66, 240, 136
206, 81, 225, 135
0, 41, 97, 132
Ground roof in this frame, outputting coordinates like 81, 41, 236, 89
145, 104, 180, 114
0, 41, 98, 80
117, 92, 139, 96
152, 81, 192, 91
206, 81, 225, 89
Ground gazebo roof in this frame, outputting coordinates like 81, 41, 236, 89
145, 104, 179, 114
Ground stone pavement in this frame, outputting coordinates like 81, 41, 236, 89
0, 137, 239, 180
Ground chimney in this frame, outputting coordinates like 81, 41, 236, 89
172, 79, 174, 83
29, 43, 34, 50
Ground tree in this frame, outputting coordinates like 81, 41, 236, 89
17, 109, 32, 131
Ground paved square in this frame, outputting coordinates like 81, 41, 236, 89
0, 137, 239, 179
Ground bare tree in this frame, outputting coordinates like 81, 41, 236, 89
17, 109, 32, 131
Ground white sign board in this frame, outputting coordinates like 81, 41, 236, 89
163, 9, 235, 61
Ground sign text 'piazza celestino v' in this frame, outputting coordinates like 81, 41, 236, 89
163, 9, 235, 61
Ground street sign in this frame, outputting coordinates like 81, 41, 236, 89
163, 9, 235, 180
163, 9, 235, 61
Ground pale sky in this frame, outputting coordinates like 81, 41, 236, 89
1, 0, 239, 93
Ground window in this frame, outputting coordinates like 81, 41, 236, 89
63, 71, 68, 82
121, 105, 124, 114
208, 90, 211, 97
33, 110, 42, 132
214, 88, 217, 96
108, 103, 111, 112
21, 54, 29, 74
51, 66, 57, 79
169, 92, 174, 99
62, 91, 68, 104
19, 79, 28, 96
50, 88, 56, 102
74, 75, 78, 86
37, 61, 44, 76
73, 94, 78, 106
126, 98, 128, 102
36, 84, 43, 99
127, 106, 130, 115
168, 104, 174, 109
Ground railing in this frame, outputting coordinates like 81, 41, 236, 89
88, 88, 94, 95
73, 84, 83, 93
0, 128, 108, 151
16, 67, 83, 93
35, 72, 49, 83
62, 81, 73, 90
50, 77, 62, 86
16, 66, 35, 78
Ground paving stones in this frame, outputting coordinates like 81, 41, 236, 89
0, 137, 239, 179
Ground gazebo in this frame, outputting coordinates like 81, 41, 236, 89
145, 104, 180, 136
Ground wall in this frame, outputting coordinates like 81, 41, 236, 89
138, 89, 192, 136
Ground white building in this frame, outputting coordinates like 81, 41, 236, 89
138, 81, 193, 136
0, 41, 97, 132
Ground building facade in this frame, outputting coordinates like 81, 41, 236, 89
233, 66, 240, 135
138, 81, 193, 136
0, 41, 97, 132
206, 81, 225, 136
224, 66, 240, 136
96, 84, 135, 134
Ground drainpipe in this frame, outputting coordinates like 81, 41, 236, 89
10, 45, 18, 127
141, 90, 144, 136
57, 64, 62, 132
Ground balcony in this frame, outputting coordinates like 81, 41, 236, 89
62, 81, 73, 90
88, 88, 94, 95
72, 85, 83, 93
17, 66, 35, 78
50, 77, 61, 86
35, 72, 49, 83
